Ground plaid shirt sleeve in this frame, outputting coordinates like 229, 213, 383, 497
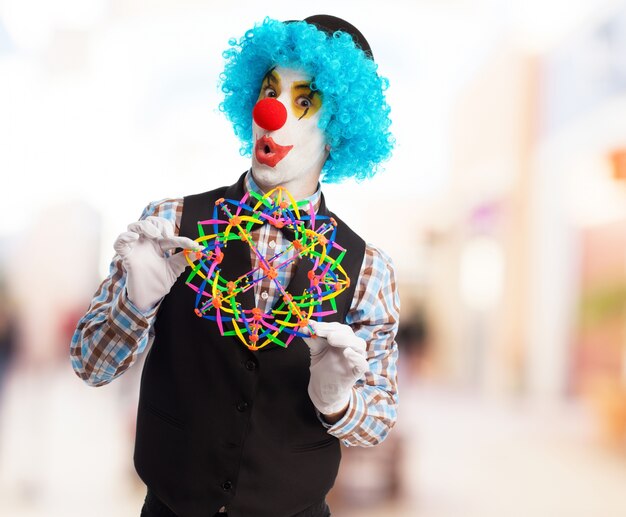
322, 244, 400, 447
70, 198, 183, 387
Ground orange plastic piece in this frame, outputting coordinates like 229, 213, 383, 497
215, 252, 224, 264
267, 268, 278, 279
279, 201, 289, 209
330, 217, 337, 226
230, 215, 242, 226
335, 278, 349, 290
215, 197, 225, 205
252, 307, 263, 321
283, 293, 293, 303
293, 240, 303, 251
274, 220, 284, 229
249, 334, 259, 343
194, 308, 203, 317
212, 297, 222, 309
227, 281, 236, 293
318, 235, 328, 246
307, 270, 315, 280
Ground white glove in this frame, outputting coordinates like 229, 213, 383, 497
113, 216, 200, 312
303, 320, 369, 416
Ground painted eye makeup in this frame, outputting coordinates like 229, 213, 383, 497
291, 82, 321, 120
257, 68, 281, 101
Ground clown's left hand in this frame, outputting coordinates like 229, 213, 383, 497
302, 321, 369, 418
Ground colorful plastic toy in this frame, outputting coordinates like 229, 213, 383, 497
184, 187, 349, 350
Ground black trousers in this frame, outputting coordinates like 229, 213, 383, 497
140, 489, 331, 517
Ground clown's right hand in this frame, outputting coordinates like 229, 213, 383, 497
113, 216, 200, 313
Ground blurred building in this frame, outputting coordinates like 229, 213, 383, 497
414, 3, 626, 452
422, 45, 535, 399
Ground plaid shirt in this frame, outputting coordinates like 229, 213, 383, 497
70, 172, 400, 447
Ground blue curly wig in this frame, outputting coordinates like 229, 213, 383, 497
219, 17, 394, 183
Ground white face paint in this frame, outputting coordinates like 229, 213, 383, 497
251, 67, 328, 200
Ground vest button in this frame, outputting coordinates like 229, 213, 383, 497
245, 360, 257, 371
222, 480, 233, 491
236, 401, 249, 412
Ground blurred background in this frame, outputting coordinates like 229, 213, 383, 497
2, 0, 626, 515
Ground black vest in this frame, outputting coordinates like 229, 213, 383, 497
133, 173, 366, 517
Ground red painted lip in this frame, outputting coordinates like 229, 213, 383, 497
254, 135, 293, 167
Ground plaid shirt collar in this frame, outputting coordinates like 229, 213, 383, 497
244, 169, 322, 214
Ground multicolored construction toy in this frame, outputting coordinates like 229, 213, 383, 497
184, 187, 349, 350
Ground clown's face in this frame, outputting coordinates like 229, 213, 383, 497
250, 67, 328, 200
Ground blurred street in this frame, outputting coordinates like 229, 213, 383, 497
337, 382, 626, 517
2, 366, 626, 516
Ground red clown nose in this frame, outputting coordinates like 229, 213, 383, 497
253, 98, 288, 131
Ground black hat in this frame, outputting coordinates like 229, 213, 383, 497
288, 14, 374, 60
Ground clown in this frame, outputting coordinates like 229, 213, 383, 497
71, 15, 399, 517
251, 67, 328, 196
